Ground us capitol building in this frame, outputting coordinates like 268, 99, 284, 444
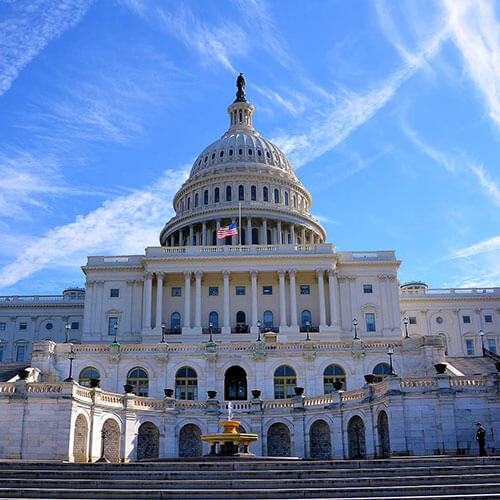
0, 77, 499, 462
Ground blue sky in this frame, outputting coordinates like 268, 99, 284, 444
1, 0, 500, 295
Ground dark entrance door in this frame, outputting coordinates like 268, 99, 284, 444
224, 366, 247, 400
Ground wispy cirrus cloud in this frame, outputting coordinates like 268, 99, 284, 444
0, 0, 93, 96
0, 168, 189, 289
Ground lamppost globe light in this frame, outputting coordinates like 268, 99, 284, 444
64, 323, 71, 343
209, 322, 213, 328
479, 329, 484, 337
352, 318, 358, 326
257, 320, 261, 327
387, 346, 394, 355
352, 318, 359, 340
161, 322, 166, 329
403, 317, 409, 325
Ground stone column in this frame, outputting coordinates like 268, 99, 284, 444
183, 272, 191, 329
290, 225, 295, 244
216, 220, 221, 246
179, 228, 184, 246
301, 227, 306, 245
277, 221, 282, 244
328, 270, 340, 329
222, 271, 231, 333
155, 273, 164, 329
251, 271, 258, 333
189, 225, 194, 246
316, 269, 327, 329
202, 222, 207, 246
278, 270, 287, 328
262, 218, 267, 245
142, 273, 153, 329
247, 217, 252, 245
289, 270, 298, 328
195, 271, 202, 329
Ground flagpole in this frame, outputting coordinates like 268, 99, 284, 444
238, 201, 242, 246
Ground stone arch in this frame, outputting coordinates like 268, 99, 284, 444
267, 422, 291, 457
137, 421, 160, 460
377, 410, 390, 458
72, 414, 88, 462
347, 415, 366, 459
102, 418, 121, 463
309, 419, 331, 459
178, 423, 202, 457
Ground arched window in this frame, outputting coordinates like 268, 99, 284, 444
226, 186, 232, 202
127, 367, 149, 397
263, 310, 273, 328
373, 363, 391, 383
251, 185, 256, 201
194, 193, 199, 207
79, 367, 100, 387
175, 367, 198, 400
263, 187, 269, 202
292, 195, 296, 208
236, 311, 246, 323
238, 185, 244, 201
323, 364, 346, 393
214, 187, 220, 203
301, 310, 311, 328
171, 312, 181, 332
204, 190, 208, 205
284, 192, 289, 206
274, 365, 296, 399
209, 311, 219, 330
187, 197, 190, 210
274, 188, 280, 203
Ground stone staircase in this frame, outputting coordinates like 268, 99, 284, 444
0, 456, 500, 499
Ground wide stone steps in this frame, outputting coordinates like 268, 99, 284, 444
0, 457, 499, 499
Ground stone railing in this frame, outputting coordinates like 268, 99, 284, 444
304, 395, 333, 407
27, 383, 65, 393
174, 400, 208, 410
400, 378, 438, 389
340, 389, 365, 402
400, 287, 500, 297
98, 391, 124, 407
0, 383, 16, 394
262, 399, 294, 409
74, 386, 93, 400
450, 377, 487, 387
134, 397, 165, 410
223, 401, 251, 411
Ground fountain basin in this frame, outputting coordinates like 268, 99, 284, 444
201, 420, 258, 456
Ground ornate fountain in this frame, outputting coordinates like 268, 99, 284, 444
201, 402, 258, 456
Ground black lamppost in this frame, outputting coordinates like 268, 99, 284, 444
65, 323, 71, 343
479, 329, 485, 356
256, 320, 262, 342
305, 320, 311, 341
161, 322, 167, 343
96, 428, 110, 463
387, 346, 395, 375
64, 347, 75, 382
403, 317, 409, 339
208, 322, 214, 343
352, 318, 359, 340
111, 322, 119, 346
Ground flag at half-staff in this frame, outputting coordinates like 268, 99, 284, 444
217, 222, 238, 239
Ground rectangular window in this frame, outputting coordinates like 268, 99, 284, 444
16, 345, 25, 362
108, 317, 118, 336
71, 322, 79, 330
485, 315, 493, 323
300, 285, 310, 295
0, 345, 3, 362
19, 323, 27, 330
110, 288, 119, 298
171, 287, 181, 297
409, 317, 417, 325
466, 339, 474, 355
488, 338, 497, 354
208, 286, 218, 296
235, 286, 246, 296
0, 322, 5, 331
363, 284, 373, 294
463, 315, 471, 324
262, 286, 272, 295
365, 313, 376, 332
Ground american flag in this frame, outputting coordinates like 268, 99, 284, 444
217, 222, 238, 239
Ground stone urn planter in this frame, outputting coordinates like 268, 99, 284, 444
89, 378, 100, 388
294, 386, 304, 396
364, 374, 375, 384
434, 363, 447, 374
333, 381, 344, 391
17, 369, 29, 380
164, 388, 174, 398
251, 389, 262, 399
123, 384, 134, 394
207, 390, 217, 399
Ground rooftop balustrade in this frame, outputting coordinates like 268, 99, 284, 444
400, 287, 500, 297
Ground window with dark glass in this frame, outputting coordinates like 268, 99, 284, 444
409, 317, 417, 325
209, 286, 218, 296
194, 193, 199, 207
363, 284, 373, 294
263, 310, 273, 328
373, 363, 391, 383
0, 345, 3, 362
235, 286, 246, 296
466, 339, 474, 355
172, 287, 181, 297
226, 186, 232, 201
463, 315, 471, 324
238, 148, 243, 155
16, 345, 25, 362
300, 285, 310, 295
110, 288, 119, 298
175, 367, 198, 400
187, 197, 190, 210
229, 149, 233, 156
301, 310, 311, 327
108, 317, 118, 335
365, 313, 376, 332
251, 185, 256, 200
19, 323, 27, 330
0, 323, 6, 331
284, 192, 288, 205
127, 367, 149, 397
488, 338, 497, 353
209, 311, 219, 330
485, 315, 493, 323
263, 187, 268, 201
324, 364, 346, 393
263, 286, 272, 295
71, 322, 79, 329
171, 312, 181, 331
274, 365, 296, 399
203, 190, 208, 205
238, 185, 244, 201
79, 367, 100, 387
214, 187, 220, 203
274, 188, 279, 203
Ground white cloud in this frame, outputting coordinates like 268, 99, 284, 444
0, 168, 189, 289
444, 0, 500, 131
468, 163, 500, 207
0, 0, 93, 96
450, 235, 500, 259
